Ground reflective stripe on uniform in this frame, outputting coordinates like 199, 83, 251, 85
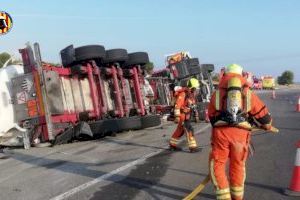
230, 190, 243, 197
186, 134, 197, 148
216, 187, 230, 200
243, 163, 246, 186
216, 188, 230, 195
216, 188, 231, 200
170, 138, 179, 145
216, 193, 231, 200
230, 186, 244, 197
210, 159, 219, 190
246, 89, 252, 112
215, 90, 220, 110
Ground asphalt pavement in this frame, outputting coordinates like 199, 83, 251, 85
0, 88, 299, 200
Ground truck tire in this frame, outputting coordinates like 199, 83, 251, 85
89, 119, 121, 137
89, 120, 105, 138
61, 45, 106, 67
201, 64, 214, 73
175, 61, 189, 79
104, 49, 128, 64
141, 115, 161, 129
117, 116, 142, 131
125, 52, 149, 67
187, 58, 200, 66
188, 65, 201, 75
60, 45, 76, 67
75, 45, 106, 62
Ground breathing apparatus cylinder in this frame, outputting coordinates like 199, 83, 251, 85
226, 77, 243, 123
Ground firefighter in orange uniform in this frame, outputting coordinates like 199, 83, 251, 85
169, 78, 199, 152
208, 64, 277, 200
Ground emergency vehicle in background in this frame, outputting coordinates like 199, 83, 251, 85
148, 51, 215, 121
262, 75, 275, 90
7, 43, 161, 147
252, 76, 263, 90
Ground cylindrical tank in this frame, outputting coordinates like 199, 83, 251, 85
0, 64, 24, 135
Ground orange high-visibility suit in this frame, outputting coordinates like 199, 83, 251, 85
208, 73, 272, 200
169, 87, 197, 151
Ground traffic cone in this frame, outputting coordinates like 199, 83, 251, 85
205, 109, 210, 123
284, 140, 300, 196
271, 90, 276, 99
296, 97, 300, 112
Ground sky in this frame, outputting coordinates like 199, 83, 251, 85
1, 0, 300, 80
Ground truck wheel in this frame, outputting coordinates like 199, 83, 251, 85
89, 119, 121, 137
188, 65, 201, 75
141, 115, 161, 129
89, 120, 105, 138
175, 61, 190, 79
117, 116, 142, 131
125, 52, 149, 67
187, 58, 200, 66
104, 49, 128, 64
60, 45, 76, 67
75, 45, 106, 63
201, 64, 215, 73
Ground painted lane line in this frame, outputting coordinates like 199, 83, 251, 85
50, 124, 211, 200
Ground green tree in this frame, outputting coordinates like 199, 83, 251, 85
277, 70, 294, 85
0, 52, 21, 68
0, 52, 11, 68
144, 62, 154, 74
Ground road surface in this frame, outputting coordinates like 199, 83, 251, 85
0, 88, 299, 200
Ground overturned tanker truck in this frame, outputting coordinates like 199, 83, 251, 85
9, 43, 161, 147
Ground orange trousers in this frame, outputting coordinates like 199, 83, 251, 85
169, 114, 197, 149
209, 127, 250, 200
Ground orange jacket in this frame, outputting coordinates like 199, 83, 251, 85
208, 73, 271, 126
174, 87, 196, 113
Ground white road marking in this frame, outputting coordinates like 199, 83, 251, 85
50, 124, 211, 200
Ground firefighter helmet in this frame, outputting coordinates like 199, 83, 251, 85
225, 64, 243, 75
187, 78, 200, 89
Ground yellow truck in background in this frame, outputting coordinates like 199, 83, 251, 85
262, 76, 275, 89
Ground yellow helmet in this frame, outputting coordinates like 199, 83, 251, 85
225, 64, 243, 75
187, 78, 200, 89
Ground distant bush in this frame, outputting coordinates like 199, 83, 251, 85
277, 70, 294, 85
